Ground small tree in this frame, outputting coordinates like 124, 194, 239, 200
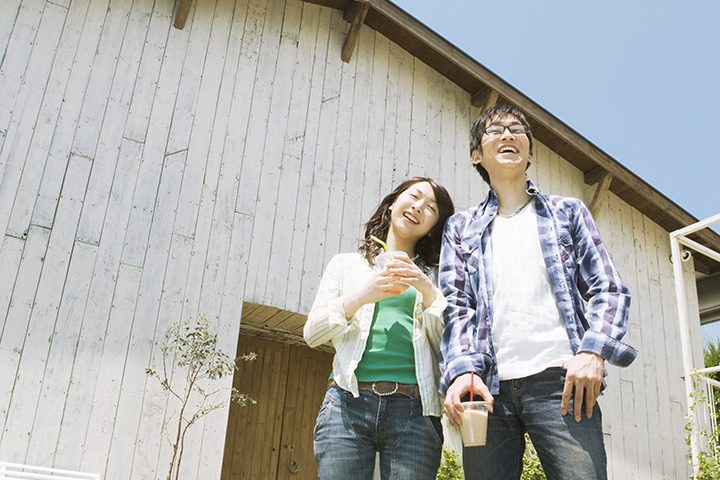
146, 315, 256, 480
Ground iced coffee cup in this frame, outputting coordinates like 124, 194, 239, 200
375, 250, 407, 270
459, 401, 490, 447
375, 251, 408, 294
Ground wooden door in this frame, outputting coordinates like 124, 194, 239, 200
276, 346, 333, 480
222, 335, 291, 479
221, 334, 333, 480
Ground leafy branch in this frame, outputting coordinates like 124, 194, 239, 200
146, 315, 257, 480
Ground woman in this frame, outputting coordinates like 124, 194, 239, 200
304, 177, 455, 480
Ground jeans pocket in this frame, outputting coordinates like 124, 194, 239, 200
425, 415, 444, 444
313, 389, 338, 439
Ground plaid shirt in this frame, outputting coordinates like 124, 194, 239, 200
438, 181, 637, 395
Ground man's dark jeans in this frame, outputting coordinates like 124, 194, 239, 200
463, 367, 607, 480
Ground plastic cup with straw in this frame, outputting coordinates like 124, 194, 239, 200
370, 235, 407, 294
460, 372, 490, 447
371, 235, 396, 271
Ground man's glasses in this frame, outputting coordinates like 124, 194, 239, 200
481, 124, 529, 137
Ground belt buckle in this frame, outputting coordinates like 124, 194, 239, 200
371, 382, 399, 396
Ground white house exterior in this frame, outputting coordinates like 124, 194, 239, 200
1, 0, 717, 478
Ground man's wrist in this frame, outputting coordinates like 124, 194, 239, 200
577, 351, 604, 361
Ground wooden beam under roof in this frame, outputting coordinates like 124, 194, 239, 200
588, 169, 613, 218
471, 86, 499, 110
585, 166, 608, 186
471, 85, 490, 107
341, 2, 370, 62
173, 0, 193, 29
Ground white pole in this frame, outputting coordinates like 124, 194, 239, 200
678, 236, 720, 264
670, 213, 720, 474
672, 212, 720, 238
695, 365, 720, 376
671, 233, 699, 473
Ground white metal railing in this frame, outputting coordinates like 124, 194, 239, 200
693, 366, 720, 435
689, 367, 720, 475
671, 213, 720, 474
0, 462, 100, 480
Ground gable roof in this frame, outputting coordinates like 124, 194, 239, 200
304, 0, 720, 274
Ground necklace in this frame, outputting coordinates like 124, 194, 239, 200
497, 197, 533, 218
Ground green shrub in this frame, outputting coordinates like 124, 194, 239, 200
685, 370, 720, 479
435, 436, 546, 479
695, 452, 720, 480
436, 448, 463, 480
704, 338, 720, 431
521, 434, 546, 480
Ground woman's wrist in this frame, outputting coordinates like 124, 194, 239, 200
342, 291, 365, 319
418, 282, 436, 307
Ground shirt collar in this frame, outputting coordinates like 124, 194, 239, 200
480, 179, 540, 211
525, 179, 540, 195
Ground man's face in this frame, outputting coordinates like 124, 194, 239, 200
471, 114, 532, 182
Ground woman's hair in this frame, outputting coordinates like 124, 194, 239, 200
359, 177, 455, 270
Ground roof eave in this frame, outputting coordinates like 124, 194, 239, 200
303, 0, 719, 274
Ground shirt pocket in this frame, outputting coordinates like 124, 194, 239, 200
558, 232, 575, 265
461, 240, 481, 274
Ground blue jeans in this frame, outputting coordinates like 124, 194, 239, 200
314, 386, 443, 480
463, 368, 607, 480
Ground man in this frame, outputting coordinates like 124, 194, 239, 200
439, 104, 637, 479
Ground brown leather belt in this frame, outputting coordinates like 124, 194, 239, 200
328, 379, 418, 398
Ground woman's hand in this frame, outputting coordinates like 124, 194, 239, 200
342, 270, 408, 318
385, 255, 436, 307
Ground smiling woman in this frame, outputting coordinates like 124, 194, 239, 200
359, 178, 454, 271
303, 177, 454, 480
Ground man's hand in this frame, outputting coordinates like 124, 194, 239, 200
562, 352, 604, 423
443, 372, 494, 428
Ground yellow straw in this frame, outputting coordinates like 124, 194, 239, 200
370, 235, 388, 252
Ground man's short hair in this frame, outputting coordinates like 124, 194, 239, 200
469, 104, 534, 184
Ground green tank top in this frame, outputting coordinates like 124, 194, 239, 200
353, 286, 418, 384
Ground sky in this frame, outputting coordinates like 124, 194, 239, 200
392, 1, 720, 341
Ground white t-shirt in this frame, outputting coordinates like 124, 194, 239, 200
491, 203, 574, 380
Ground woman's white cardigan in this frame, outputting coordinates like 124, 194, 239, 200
304, 252, 447, 416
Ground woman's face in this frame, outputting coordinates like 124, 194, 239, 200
388, 181, 440, 243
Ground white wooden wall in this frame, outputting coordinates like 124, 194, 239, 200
0, 0, 702, 478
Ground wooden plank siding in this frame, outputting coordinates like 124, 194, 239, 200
0, 0, 702, 478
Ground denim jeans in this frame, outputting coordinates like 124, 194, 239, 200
314, 386, 443, 480
463, 367, 607, 480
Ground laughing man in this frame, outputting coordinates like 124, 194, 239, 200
439, 104, 637, 479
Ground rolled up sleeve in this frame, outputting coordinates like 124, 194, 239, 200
438, 218, 493, 394
573, 201, 637, 366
